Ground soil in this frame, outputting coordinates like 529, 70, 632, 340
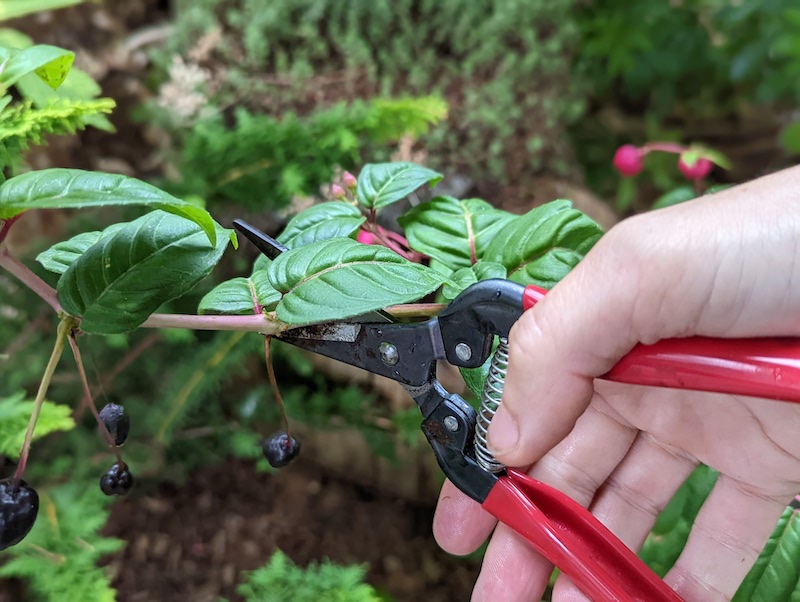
101, 458, 480, 602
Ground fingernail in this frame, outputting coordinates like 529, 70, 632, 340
487, 409, 519, 456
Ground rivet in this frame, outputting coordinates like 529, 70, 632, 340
379, 342, 399, 366
455, 342, 472, 361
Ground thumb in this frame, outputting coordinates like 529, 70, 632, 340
486, 226, 651, 468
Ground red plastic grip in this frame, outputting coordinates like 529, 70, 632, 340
482, 469, 683, 601
521, 285, 800, 404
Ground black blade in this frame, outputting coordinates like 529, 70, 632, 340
277, 321, 445, 388
234, 218, 393, 323
233, 219, 287, 260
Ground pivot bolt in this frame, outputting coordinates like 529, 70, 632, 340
443, 415, 459, 432
455, 342, 472, 362
379, 342, 399, 366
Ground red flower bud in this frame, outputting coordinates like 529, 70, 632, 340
356, 229, 378, 245
343, 171, 357, 190
331, 184, 346, 199
678, 155, 713, 181
613, 145, 643, 178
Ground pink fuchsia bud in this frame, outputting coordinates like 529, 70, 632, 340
678, 154, 713, 181
356, 229, 378, 245
343, 171, 357, 191
331, 184, 346, 199
613, 145, 643, 177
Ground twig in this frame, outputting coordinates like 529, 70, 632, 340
0, 248, 62, 313
264, 337, 290, 435
97, 332, 160, 393
3, 314, 49, 357
68, 333, 122, 463
140, 312, 287, 335
14, 318, 73, 482
385, 303, 445, 318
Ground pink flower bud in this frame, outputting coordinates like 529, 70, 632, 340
613, 145, 643, 178
677, 154, 713, 181
356, 229, 378, 245
343, 171, 357, 190
331, 184, 346, 199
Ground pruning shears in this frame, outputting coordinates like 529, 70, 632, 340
234, 219, 800, 601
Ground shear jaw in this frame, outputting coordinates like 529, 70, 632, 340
418, 389, 499, 503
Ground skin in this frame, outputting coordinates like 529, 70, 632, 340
433, 166, 800, 601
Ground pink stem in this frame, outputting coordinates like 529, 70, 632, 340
0, 216, 21, 244
68, 333, 122, 462
640, 142, 686, 155
0, 247, 62, 313
140, 313, 285, 335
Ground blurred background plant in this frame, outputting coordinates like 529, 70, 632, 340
2, 0, 800, 601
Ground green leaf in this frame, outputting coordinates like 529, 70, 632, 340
483, 200, 603, 289
0, 392, 75, 459
356, 162, 443, 210
780, 121, 800, 154
253, 253, 271, 274
36, 222, 127, 274
268, 237, 445, 324
652, 186, 696, 210
17, 67, 115, 132
277, 201, 365, 248
0, 44, 74, 89
615, 177, 636, 212
0, 0, 85, 21
460, 338, 500, 400
734, 507, 800, 601
442, 261, 507, 300
0, 169, 217, 244
639, 466, 718, 577
399, 195, 514, 271
198, 271, 281, 315
57, 211, 232, 334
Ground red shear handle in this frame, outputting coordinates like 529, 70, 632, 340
522, 285, 800, 404
482, 469, 683, 601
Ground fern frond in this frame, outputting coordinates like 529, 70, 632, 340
0, 98, 115, 169
236, 550, 383, 602
0, 391, 75, 459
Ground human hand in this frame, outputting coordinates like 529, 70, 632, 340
433, 167, 800, 601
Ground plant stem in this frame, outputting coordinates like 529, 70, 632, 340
0, 247, 62, 313
0, 216, 20, 244
140, 312, 286, 335
14, 318, 74, 482
68, 332, 122, 463
385, 302, 445, 318
367, 223, 412, 259
640, 142, 685, 155
264, 337, 290, 435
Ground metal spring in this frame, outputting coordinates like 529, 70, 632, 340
473, 337, 509, 473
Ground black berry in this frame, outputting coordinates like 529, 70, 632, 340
99, 463, 134, 496
98, 403, 130, 446
262, 431, 301, 468
0, 478, 39, 550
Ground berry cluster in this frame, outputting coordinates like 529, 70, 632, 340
613, 143, 718, 181
100, 462, 134, 496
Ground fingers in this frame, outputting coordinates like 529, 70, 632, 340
552, 432, 698, 601
433, 479, 496, 556
471, 522, 554, 602
477, 399, 639, 601
487, 227, 649, 468
664, 475, 791, 601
